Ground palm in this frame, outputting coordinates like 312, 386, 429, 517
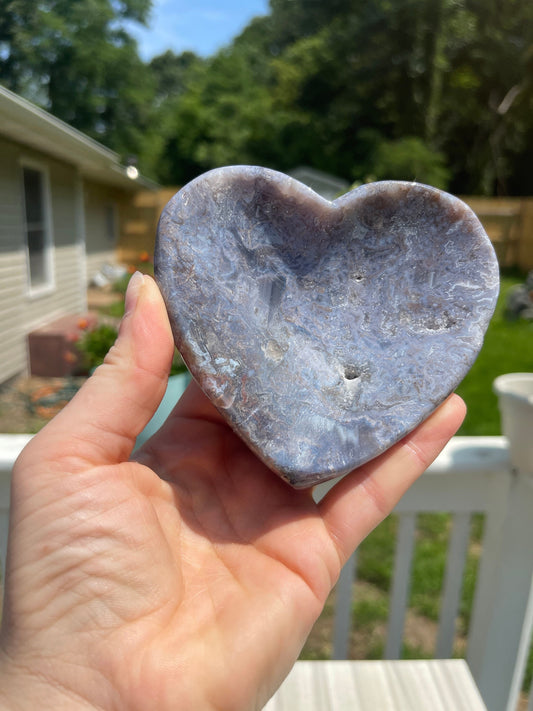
110, 387, 340, 710
7, 386, 339, 711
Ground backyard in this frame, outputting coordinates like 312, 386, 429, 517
1, 2, 533, 708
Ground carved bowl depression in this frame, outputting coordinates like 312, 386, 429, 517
155, 166, 499, 487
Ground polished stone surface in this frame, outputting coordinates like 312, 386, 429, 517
155, 166, 500, 487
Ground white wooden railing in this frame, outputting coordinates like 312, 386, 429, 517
1, 432, 532, 711
316, 435, 533, 711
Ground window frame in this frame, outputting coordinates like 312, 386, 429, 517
20, 159, 55, 297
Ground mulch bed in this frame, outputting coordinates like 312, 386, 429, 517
0, 286, 122, 434
0, 375, 86, 434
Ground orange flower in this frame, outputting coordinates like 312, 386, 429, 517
128, 264, 136, 273
139, 251, 151, 263
77, 317, 89, 330
64, 350, 78, 363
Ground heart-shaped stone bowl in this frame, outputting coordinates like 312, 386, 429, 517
155, 166, 499, 488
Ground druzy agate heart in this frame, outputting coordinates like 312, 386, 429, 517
155, 166, 499, 488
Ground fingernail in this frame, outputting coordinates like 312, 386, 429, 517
124, 271, 145, 316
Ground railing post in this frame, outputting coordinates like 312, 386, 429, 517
467, 472, 533, 711
385, 513, 417, 659
0, 435, 32, 585
0, 460, 12, 585
468, 374, 533, 711
436, 512, 472, 658
332, 551, 357, 660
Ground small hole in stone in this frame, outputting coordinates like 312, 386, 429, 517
344, 366, 359, 380
444, 313, 457, 329
354, 274, 364, 282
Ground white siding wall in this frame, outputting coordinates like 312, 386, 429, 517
84, 181, 124, 281
0, 138, 31, 384
0, 137, 86, 384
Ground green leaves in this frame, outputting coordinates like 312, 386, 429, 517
0, 0, 153, 165
2, 0, 533, 194
372, 137, 451, 190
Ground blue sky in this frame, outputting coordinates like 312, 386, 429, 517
128, 0, 270, 60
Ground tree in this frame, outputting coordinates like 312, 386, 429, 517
153, 44, 282, 185
0, 0, 153, 164
149, 50, 203, 105
12, 0, 531, 194
440, 0, 533, 194
371, 137, 450, 189
251, 0, 533, 194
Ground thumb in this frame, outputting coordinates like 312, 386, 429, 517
18, 272, 175, 473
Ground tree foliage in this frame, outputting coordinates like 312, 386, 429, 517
0, 0, 153, 161
148, 0, 533, 195
371, 137, 451, 190
1, 0, 533, 194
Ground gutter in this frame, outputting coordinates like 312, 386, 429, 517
0, 84, 158, 191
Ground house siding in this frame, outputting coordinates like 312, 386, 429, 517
84, 181, 128, 281
0, 138, 29, 383
0, 136, 86, 383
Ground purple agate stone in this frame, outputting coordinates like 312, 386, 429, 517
154, 166, 499, 487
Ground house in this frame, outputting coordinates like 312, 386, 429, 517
0, 85, 157, 385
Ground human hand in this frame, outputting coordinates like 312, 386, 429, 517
0, 273, 465, 711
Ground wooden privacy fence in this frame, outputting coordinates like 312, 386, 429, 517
117, 189, 533, 272
116, 187, 178, 266
462, 197, 533, 271
1, 432, 533, 711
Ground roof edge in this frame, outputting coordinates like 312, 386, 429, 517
0, 84, 158, 191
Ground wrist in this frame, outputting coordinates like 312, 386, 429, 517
0, 649, 99, 711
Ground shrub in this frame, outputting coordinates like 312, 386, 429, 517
76, 324, 118, 372
372, 136, 450, 190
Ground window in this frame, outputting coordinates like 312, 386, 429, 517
22, 165, 53, 292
